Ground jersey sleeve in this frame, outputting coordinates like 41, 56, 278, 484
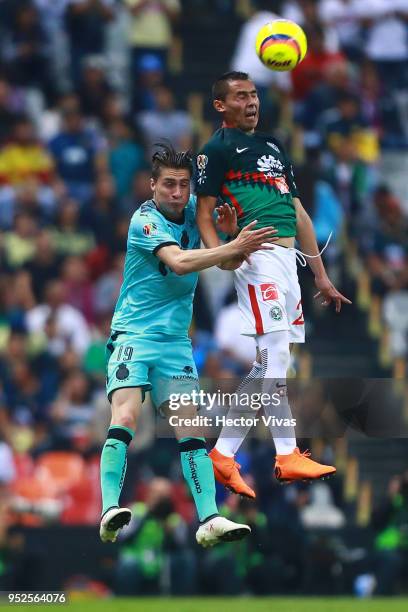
195, 140, 227, 197
129, 213, 179, 256
285, 160, 300, 198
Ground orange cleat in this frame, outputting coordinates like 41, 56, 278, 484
275, 448, 336, 484
209, 448, 256, 499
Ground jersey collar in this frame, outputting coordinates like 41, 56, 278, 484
152, 199, 185, 225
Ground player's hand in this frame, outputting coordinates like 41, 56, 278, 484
218, 254, 247, 270
232, 220, 279, 257
216, 203, 238, 237
314, 275, 352, 313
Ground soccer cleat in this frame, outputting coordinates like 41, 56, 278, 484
209, 448, 256, 499
99, 506, 132, 543
196, 515, 251, 548
275, 448, 336, 484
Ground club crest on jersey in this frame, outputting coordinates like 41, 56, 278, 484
143, 222, 158, 236
260, 283, 278, 301
270, 305, 283, 321
196, 154, 208, 185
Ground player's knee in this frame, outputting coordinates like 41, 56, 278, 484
277, 347, 290, 370
113, 413, 137, 431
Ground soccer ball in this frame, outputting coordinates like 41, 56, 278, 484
255, 19, 307, 72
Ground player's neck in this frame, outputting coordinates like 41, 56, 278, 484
222, 120, 255, 135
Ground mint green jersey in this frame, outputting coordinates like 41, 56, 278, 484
111, 196, 200, 338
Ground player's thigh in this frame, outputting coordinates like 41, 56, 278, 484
234, 252, 290, 336
149, 337, 199, 412
285, 274, 305, 344
106, 332, 153, 409
110, 387, 143, 428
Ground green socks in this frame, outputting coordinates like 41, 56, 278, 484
100, 426, 134, 516
179, 437, 218, 522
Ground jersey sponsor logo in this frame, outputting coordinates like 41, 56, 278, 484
267, 141, 281, 153
269, 305, 283, 321
236, 147, 249, 153
260, 283, 278, 301
143, 222, 158, 236
183, 365, 194, 374
196, 154, 208, 185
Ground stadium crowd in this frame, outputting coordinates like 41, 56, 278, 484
0, 0, 407, 597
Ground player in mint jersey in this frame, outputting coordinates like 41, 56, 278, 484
100, 142, 278, 547
196, 72, 351, 496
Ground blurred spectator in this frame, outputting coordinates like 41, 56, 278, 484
283, 0, 340, 52
82, 314, 111, 382
61, 256, 95, 324
319, 0, 365, 59
23, 230, 62, 304
82, 173, 119, 247
372, 472, 408, 594
124, 0, 180, 76
131, 53, 165, 113
0, 440, 16, 485
297, 60, 351, 147
214, 298, 256, 374
0, 3, 54, 102
322, 92, 380, 164
137, 85, 193, 156
0, 116, 54, 187
50, 198, 95, 257
123, 169, 153, 215
94, 252, 124, 317
107, 118, 145, 200
365, 187, 408, 295
362, 0, 408, 90
300, 482, 345, 528
322, 135, 372, 217
0, 77, 21, 145
78, 55, 113, 119
50, 369, 95, 447
2, 212, 39, 269
25, 279, 91, 356
48, 104, 107, 205
64, 0, 115, 85
291, 22, 346, 101
114, 477, 195, 596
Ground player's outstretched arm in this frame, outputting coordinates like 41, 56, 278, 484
294, 197, 352, 313
157, 221, 278, 275
197, 195, 221, 248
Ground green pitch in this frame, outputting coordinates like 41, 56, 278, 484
1, 598, 408, 612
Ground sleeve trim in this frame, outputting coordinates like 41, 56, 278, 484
153, 241, 179, 256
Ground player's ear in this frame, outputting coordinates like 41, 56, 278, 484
213, 99, 225, 114
150, 177, 155, 192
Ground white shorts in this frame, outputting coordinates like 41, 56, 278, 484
233, 245, 305, 342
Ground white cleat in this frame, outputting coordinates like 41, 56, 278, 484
99, 507, 132, 543
196, 515, 251, 548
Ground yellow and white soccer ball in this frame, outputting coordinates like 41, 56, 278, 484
255, 19, 307, 72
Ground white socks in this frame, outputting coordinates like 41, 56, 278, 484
214, 331, 297, 458
257, 331, 297, 455
214, 361, 262, 457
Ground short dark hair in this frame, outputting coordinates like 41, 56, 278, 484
151, 142, 193, 180
212, 71, 250, 101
